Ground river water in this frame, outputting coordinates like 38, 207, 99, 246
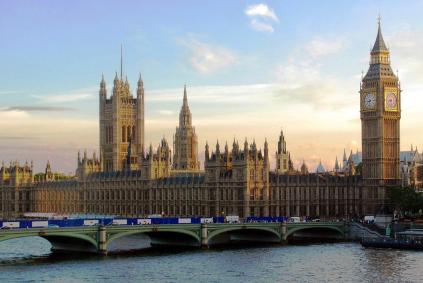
0, 236, 422, 283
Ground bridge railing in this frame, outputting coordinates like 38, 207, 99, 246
0, 216, 348, 231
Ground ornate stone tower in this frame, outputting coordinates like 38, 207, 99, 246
204, 139, 270, 217
140, 138, 172, 179
172, 85, 200, 171
276, 130, 290, 174
99, 49, 145, 172
360, 20, 401, 186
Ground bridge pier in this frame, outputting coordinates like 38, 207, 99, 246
97, 225, 108, 255
201, 224, 209, 248
280, 222, 287, 244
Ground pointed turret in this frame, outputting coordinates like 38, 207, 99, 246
99, 74, 107, 99
300, 160, 308, 174
372, 19, 388, 53
179, 84, 192, 127
136, 72, 145, 157
334, 156, 340, 172
172, 83, 199, 171
205, 141, 209, 161
244, 138, 249, 158
183, 84, 188, 107
288, 153, 294, 171
216, 140, 220, 155
264, 138, 269, 162
278, 130, 286, 154
365, 18, 395, 78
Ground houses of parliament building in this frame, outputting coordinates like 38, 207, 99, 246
1, 22, 420, 219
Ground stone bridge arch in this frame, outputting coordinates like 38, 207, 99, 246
206, 225, 281, 246
0, 231, 99, 253
106, 227, 202, 250
286, 224, 345, 240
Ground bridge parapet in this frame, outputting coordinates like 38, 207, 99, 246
0, 221, 349, 255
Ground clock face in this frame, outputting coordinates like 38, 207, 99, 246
386, 93, 398, 110
364, 93, 376, 109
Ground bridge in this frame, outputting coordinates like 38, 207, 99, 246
0, 222, 347, 255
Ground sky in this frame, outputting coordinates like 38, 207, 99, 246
0, 0, 423, 174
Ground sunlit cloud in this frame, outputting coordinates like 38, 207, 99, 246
245, 3, 279, 33
2, 106, 76, 112
0, 109, 30, 119
305, 36, 346, 59
179, 38, 236, 74
31, 87, 96, 103
245, 4, 279, 22
157, 110, 174, 116
250, 19, 274, 33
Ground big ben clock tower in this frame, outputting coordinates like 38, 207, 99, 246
361, 20, 401, 186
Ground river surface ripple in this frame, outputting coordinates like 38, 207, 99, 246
0, 237, 422, 283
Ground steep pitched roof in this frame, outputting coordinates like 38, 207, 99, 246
372, 22, 388, 53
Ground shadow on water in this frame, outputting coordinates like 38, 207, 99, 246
0, 241, 286, 267
288, 238, 347, 245
0, 236, 353, 268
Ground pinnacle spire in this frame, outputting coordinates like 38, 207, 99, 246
335, 156, 339, 170
372, 17, 388, 53
183, 84, 188, 107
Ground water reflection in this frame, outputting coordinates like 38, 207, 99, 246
0, 238, 422, 282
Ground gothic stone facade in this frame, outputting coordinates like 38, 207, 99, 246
0, 142, 377, 219
0, 23, 397, 219
100, 73, 145, 172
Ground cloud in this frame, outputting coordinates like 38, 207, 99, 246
180, 38, 236, 74
273, 35, 352, 110
147, 84, 278, 104
0, 110, 29, 119
0, 136, 38, 140
245, 4, 279, 22
245, 4, 279, 33
3, 106, 76, 112
157, 110, 174, 116
31, 87, 97, 104
305, 37, 346, 59
250, 19, 274, 33
0, 90, 24, 96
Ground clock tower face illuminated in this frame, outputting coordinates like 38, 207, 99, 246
360, 21, 401, 186
385, 92, 398, 111
364, 93, 376, 110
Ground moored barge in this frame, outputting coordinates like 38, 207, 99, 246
361, 229, 423, 250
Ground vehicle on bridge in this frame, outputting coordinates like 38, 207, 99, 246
0, 216, 228, 230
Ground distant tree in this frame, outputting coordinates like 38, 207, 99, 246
389, 186, 423, 215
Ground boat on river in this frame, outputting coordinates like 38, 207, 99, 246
361, 229, 423, 250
